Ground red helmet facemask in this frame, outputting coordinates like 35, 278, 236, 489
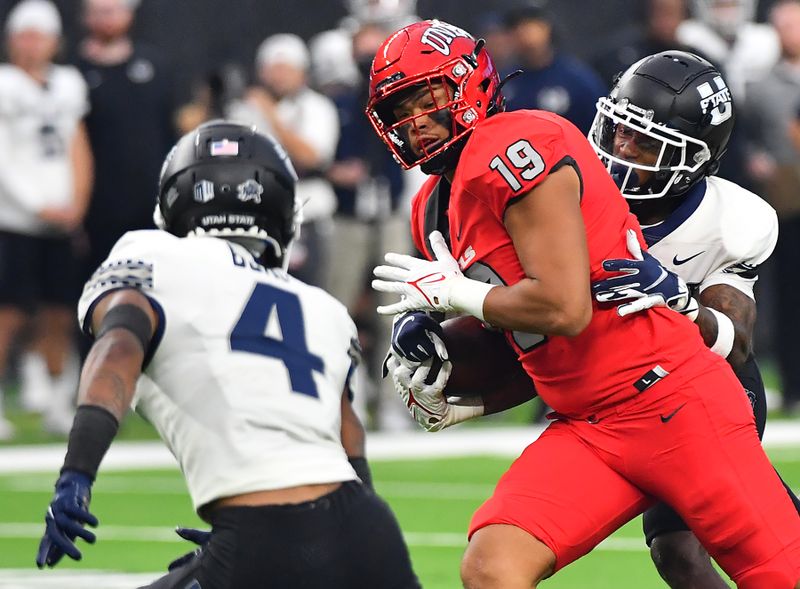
366, 20, 503, 171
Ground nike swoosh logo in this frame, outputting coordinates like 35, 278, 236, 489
660, 403, 687, 423
672, 251, 705, 265
410, 273, 447, 306
406, 389, 440, 423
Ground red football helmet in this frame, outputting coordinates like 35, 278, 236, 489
366, 20, 503, 171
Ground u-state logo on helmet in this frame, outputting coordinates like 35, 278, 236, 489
697, 76, 732, 126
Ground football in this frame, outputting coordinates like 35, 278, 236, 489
440, 315, 536, 408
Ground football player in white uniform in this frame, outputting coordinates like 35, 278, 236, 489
34, 121, 420, 589
589, 51, 800, 589
0, 0, 93, 438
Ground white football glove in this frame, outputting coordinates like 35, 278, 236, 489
372, 231, 496, 320
387, 354, 484, 432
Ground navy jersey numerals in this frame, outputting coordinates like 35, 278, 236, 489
230, 283, 324, 398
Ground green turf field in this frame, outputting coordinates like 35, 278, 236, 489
2, 449, 799, 588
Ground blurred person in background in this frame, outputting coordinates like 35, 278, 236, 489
501, 0, 607, 134
175, 65, 247, 136
309, 28, 360, 101
76, 0, 176, 282
592, 0, 701, 86
311, 0, 419, 99
670, 0, 761, 195
677, 0, 779, 102
230, 33, 339, 289
744, 0, 800, 415
340, 0, 419, 33
0, 0, 93, 439
324, 18, 421, 429
474, 11, 516, 76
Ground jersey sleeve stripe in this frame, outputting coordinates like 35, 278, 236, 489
83, 260, 154, 294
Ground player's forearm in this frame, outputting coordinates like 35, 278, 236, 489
696, 285, 755, 369
339, 395, 373, 489
483, 278, 592, 337
77, 333, 142, 421
340, 395, 366, 459
693, 305, 750, 369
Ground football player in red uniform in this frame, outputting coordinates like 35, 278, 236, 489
367, 20, 800, 589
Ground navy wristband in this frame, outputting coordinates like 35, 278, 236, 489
349, 456, 373, 491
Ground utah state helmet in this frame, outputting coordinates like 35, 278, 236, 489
155, 121, 300, 267
366, 20, 504, 173
589, 50, 735, 200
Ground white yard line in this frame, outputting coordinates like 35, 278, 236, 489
0, 524, 645, 552
0, 476, 500, 499
0, 421, 797, 474
0, 536, 652, 589
0, 570, 160, 589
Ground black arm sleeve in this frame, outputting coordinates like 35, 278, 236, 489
95, 303, 153, 352
61, 405, 120, 481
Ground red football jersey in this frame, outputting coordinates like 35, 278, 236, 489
410, 110, 707, 417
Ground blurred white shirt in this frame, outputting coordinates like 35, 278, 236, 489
0, 63, 88, 234
228, 87, 339, 223
677, 20, 780, 102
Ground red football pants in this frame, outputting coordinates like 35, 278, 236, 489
469, 352, 800, 588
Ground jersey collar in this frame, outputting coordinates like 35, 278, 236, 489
641, 179, 707, 247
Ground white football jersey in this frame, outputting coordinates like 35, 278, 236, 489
644, 176, 777, 300
78, 231, 358, 512
0, 64, 89, 234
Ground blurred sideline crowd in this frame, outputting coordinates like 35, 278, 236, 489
1, 0, 800, 440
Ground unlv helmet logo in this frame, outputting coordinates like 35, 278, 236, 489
420, 21, 473, 56
697, 76, 732, 126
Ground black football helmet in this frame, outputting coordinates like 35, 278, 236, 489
155, 120, 300, 267
589, 50, 735, 200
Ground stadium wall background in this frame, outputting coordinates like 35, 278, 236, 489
0, 0, 780, 104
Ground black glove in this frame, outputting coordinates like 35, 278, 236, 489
382, 311, 448, 379
592, 229, 697, 318
167, 526, 212, 571
36, 470, 98, 568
